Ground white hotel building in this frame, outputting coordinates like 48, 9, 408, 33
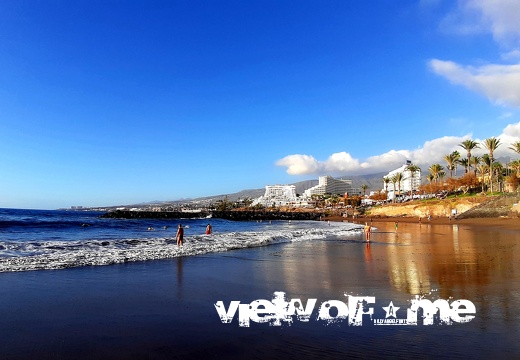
303, 176, 360, 198
384, 161, 421, 199
252, 176, 361, 207
252, 185, 299, 207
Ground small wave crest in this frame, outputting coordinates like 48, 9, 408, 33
0, 222, 362, 272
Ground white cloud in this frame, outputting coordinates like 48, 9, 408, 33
433, 0, 520, 108
323, 152, 361, 173
441, 0, 520, 48
501, 122, 520, 146
429, 59, 520, 107
276, 122, 520, 176
468, 0, 520, 48
275, 154, 320, 175
275, 152, 360, 176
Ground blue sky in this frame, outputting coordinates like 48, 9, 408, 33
1, 0, 519, 209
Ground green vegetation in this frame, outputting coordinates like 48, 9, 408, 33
420, 137, 519, 196
376, 137, 520, 205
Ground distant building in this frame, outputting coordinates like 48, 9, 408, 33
252, 185, 299, 207
303, 176, 360, 198
383, 161, 421, 199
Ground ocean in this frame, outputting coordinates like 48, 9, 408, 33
1, 209, 519, 358
0, 208, 364, 272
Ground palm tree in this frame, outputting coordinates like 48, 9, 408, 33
360, 184, 369, 196
428, 164, 444, 183
405, 164, 421, 195
470, 156, 482, 175
452, 151, 461, 176
510, 141, 520, 157
476, 164, 488, 192
392, 173, 404, 201
390, 175, 398, 202
481, 154, 493, 190
492, 162, 504, 189
383, 177, 391, 194
329, 194, 339, 209
426, 174, 435, 184
443, 151, 461, 178
459, 139, 480, 173
458, 158, 469, 174
483, 137, 501, 192
510, 159, 520, 177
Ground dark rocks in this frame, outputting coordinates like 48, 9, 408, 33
100, 210, 210, 219
211, 210, 324, 221
100, 209, 325, 221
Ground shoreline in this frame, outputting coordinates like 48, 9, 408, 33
341, 215, 520, 230
101, 208, 520, 230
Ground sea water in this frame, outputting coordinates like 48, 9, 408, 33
0, 208, 363, 272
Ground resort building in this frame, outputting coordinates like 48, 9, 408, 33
303, 176, 360, 198
383, 161, 421, 199
252, 185, 299, 207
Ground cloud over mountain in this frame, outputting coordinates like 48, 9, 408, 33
276, 122, 520, 176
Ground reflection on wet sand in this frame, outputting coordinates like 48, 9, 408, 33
255, 220, 520, 333
385, 225, 431, 295
374, 221, 520, 297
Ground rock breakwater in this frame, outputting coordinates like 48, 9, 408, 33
101, 209, 326, 221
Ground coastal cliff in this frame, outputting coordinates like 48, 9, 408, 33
367, 194, 520, 219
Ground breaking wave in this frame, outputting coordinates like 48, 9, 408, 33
0, 218, 363, 272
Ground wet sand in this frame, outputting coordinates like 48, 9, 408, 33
1, 220, 519, 359
329, 213, 520, 231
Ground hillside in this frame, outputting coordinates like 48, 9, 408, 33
366, 194, 520, 219
185, 173, 387, 204
90, 173, 394, 210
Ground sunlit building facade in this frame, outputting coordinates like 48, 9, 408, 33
252, 185, 298, 207
383, 161, 421, 199
303, 176, 360, 198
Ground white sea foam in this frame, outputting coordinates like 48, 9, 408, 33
0, 222, 363, 272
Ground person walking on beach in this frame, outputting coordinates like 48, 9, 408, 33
364, 222, 372, 242
394, 221, 399, 233
176, 224, 184, 246
205, 223, 212, 235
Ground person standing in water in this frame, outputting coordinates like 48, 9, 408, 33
176, 224, 184, 246
364, 222, 372, 242
205, 223, 212, 235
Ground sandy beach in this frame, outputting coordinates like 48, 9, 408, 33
368, 216, 520, 230
1, 219, 519, 359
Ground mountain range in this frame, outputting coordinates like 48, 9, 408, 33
150, 172, 389, 207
